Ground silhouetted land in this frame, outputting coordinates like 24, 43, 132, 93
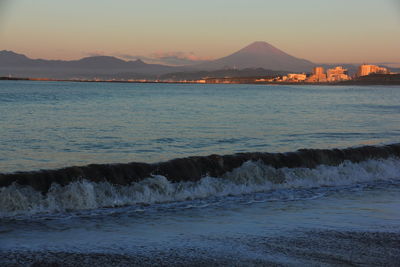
1, 74, 400, 85
337, 74, 400, 85
159, 68, 288, 80
0, 76, 29, 81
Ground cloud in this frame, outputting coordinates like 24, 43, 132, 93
118, 51, 212, 66
150, 51, 211, 65
85, 50, 108, 57
115, 54, 155, 62
151, 51, 209, 61
84, 51, 212, 66
116, 54, 142, 61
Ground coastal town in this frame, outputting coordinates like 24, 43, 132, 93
190, 64, 395, 84
270, 64, 390, 83
1, 63, 399, 85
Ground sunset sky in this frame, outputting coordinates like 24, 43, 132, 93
1, 0, 399, 65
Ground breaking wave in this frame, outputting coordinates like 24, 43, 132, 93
1, 157, 399, 217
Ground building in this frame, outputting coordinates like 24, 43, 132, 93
357, 64, 389, 77
306, 66, 327, 82
326, 66, 350, 82
287, 73, 307, 82
313, 66, 324, 75
279, 76, 288, 81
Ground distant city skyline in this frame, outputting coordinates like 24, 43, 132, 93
1, 0, 399, 65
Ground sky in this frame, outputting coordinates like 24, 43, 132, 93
0, 0, 399, 65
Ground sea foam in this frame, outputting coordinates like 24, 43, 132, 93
1, 157, 399, 217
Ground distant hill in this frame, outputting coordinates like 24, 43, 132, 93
0, 50, 187, 79
194, 41, 316, 72
1, 45, 398, 79
160, 68, 288, 81
0, 42, 316, 79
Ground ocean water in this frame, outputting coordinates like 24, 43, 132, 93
1, 81, 400, 173
1, 81, 400, 265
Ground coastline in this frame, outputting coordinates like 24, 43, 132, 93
2, 229, 399, 266
2, 76, 400, 86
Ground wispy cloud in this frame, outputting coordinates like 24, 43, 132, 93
115, 54, 155, 62
115, 54, 143, 61
84, 50, 108, 57
83, 50, 212, 66
149, 51, 211, 65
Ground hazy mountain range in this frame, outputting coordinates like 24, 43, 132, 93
0, 50, 186, 79
0, 42, 397, 79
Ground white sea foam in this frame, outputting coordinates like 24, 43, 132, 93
1, 157, 400, 217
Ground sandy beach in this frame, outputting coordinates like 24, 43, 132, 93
2, 230, 399, 266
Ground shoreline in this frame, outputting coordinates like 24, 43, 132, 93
1, 229, 399, 266
1, 76, 400, 86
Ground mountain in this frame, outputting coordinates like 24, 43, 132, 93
2, 44, 397, 79
0, 43, 317, 79
0, 50, 31, 64
194, 41, 316, 72
0, 50, 187, 79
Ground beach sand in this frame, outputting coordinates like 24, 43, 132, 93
1, 230, 399, 266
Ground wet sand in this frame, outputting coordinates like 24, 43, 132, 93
1, 230, 399, 266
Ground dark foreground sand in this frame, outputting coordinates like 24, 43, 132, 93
1, 230, 399, 266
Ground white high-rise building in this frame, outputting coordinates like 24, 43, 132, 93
357, 64, 389, 77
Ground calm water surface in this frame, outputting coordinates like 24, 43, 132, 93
1, 81, 399, 173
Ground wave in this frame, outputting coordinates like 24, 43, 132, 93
1, 155, 400, 217
1, 143, 400, 193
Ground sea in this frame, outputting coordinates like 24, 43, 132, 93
1, 80, 400, 265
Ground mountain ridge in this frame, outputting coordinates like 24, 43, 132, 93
0, 50, 186, 78
1, 42, 397, 79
